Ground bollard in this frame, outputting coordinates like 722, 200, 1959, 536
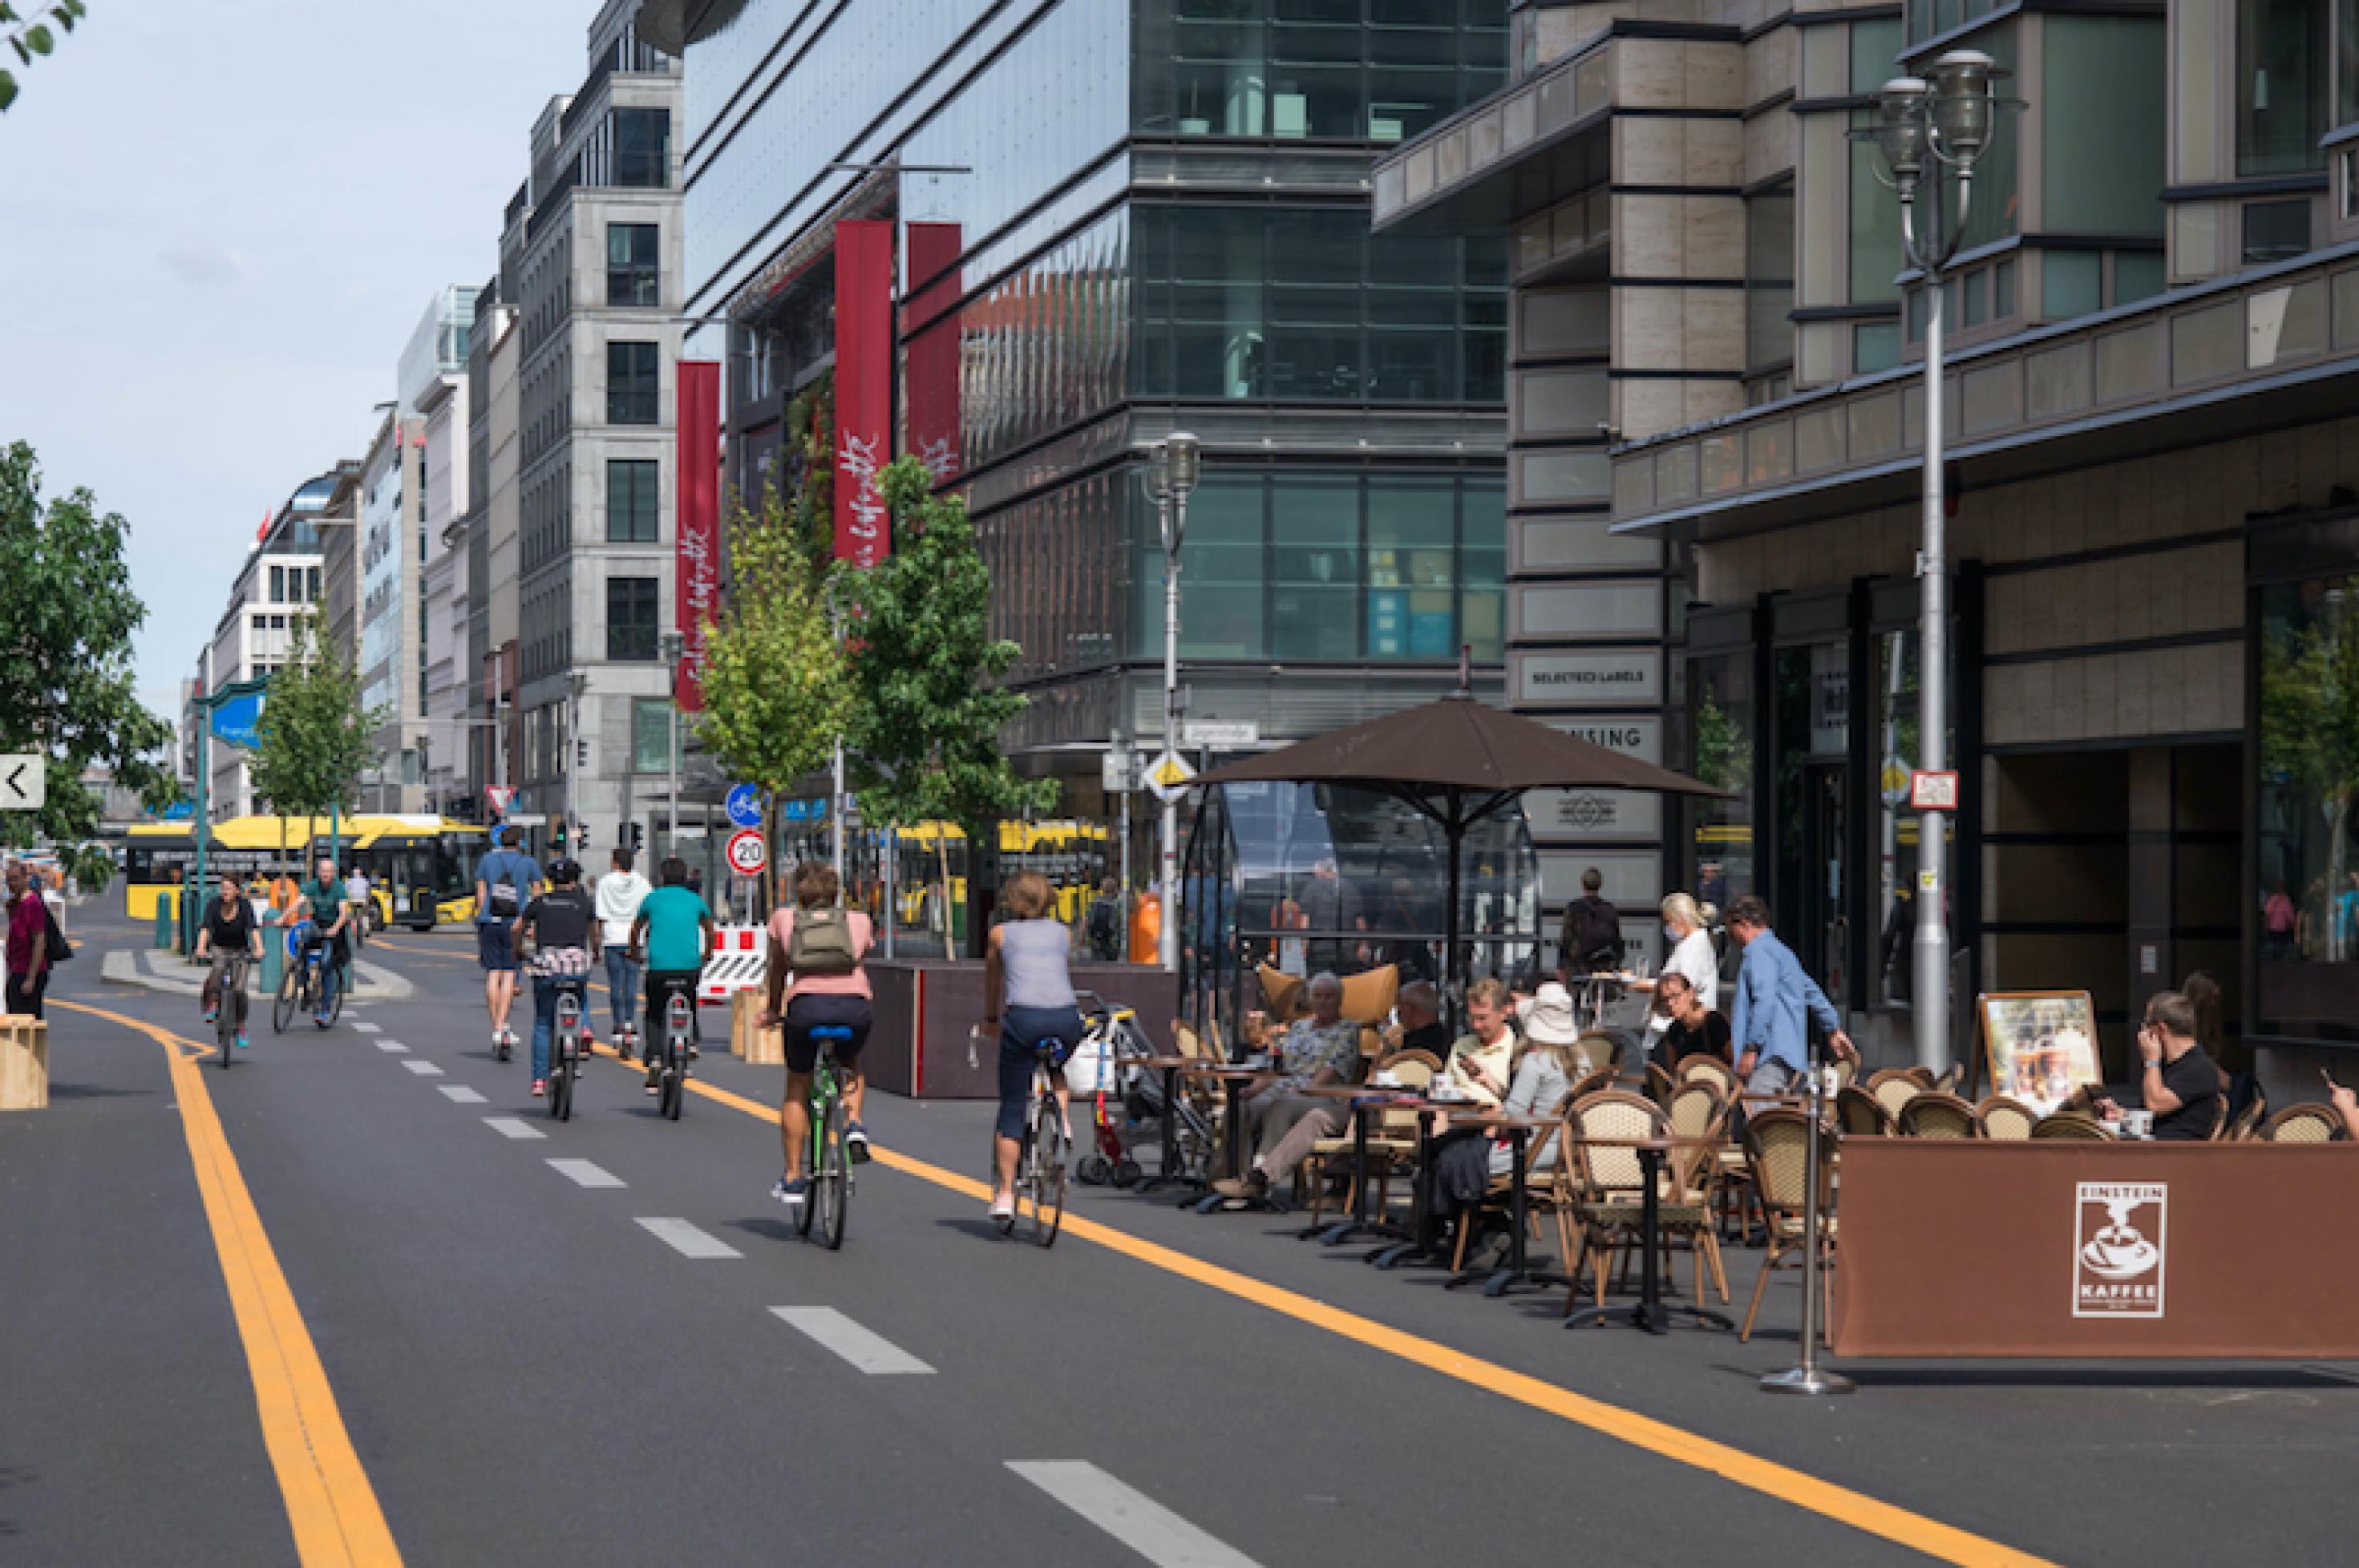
260, 915, 284, 996
1761, 1051, 1854, 1397
154, 895, 174, 950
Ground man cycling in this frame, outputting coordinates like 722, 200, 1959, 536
346, 866, 373, 944
192, 868, 264, 1049
516, 859, 597, 1098
293, 855, 353, 1022
474, 824, 542, 1059
629, 855, 714, 1093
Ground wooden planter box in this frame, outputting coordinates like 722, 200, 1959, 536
0, 1016, 49, 1110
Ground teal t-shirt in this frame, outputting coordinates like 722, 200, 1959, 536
638, 885, 710, 972
301, 879, 346, 925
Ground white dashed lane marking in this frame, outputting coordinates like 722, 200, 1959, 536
439, 1085, 487, 1104
547, 1159, 625, 1189
374, 1040, 408, 1053
402, 1060, 443, 1077
1006, 1462, 1261, 1568
770, 1307, 935, 1375
350, 1021, 380, 1033
483, 1117, 546, 1141
636, 1218, 740, 1259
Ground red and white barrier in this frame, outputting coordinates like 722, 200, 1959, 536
698, 923, 767, 1004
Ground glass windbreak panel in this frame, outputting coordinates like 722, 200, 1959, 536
1271, 478, 1362, 660
633, 697, 670, 773
2256, 575, 2359, 1039
2242, 198, 2313, 262
2237, 0, 2328, 175
1685, 649, 1758, 912
2044, 18, 2168, 237
1366, 480, 1454, 661
1850, 114, 1903, 302
1747, 188, 1796, 370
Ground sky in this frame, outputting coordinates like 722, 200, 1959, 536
0, 0, 598, 724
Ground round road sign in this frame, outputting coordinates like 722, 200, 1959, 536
725, 828, 768, 878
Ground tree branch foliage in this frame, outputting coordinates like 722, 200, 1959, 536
0, 2, 90, 114
840, 458, 1056, 839
0, 439, 171, 847
247, 612, 383, 821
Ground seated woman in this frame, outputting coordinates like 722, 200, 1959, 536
1432, 983, 1589, 1255
1653, 970, 1731, 1072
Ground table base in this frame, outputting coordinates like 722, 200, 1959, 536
1759, 1366, 1855, 1396
1447, 1262, 1580, 1298
1564, 1300, 1735, 1335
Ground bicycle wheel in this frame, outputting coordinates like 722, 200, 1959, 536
815, 1096, 850, 1250
1025, 1095, 1065, 1248
662, 1035, 684, 1121
271, 967, 297, 1034
216, 986, 237, 1069
552, 1040, 575, 1121
795, 1087, 823, 1238
315, 962, 344, 1028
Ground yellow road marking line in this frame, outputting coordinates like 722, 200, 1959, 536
52, 1000, 403, 1567
596, 1045, 2052, 1568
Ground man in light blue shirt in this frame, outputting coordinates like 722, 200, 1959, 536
1726, 895, 1855, 1094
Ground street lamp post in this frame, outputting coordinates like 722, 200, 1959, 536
1855, 52, 2010, 1077
658, 628, 686, 863
1148, 434, 1200, 974
566, 669, 589, 859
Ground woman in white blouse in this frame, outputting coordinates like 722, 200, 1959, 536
1628, 891, 1721, 1056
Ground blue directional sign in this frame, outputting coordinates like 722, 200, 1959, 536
210, 690, 265, 750
725, 783, 764, 829
159, 799, 196, 822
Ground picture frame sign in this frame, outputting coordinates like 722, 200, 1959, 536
1977, 991, 2102, 1114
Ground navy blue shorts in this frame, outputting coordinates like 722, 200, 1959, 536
997, 1004, 1085, 1142
475, 921, 518, 972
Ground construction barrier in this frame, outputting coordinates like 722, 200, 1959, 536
698, 923, 767, 1006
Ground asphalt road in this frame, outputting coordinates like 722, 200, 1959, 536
4, 903, 2354, 1566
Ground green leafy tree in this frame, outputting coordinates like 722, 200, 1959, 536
2261, 608, 2359, 958
0, 439, 172, 847
697, 485, 852, 903
841, 458, 1056, 945
68, 841, 113, 896
247, 612, 384, 867
1, 2, 91, 114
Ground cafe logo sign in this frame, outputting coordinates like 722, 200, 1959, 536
2072, 1182, 2167, 1319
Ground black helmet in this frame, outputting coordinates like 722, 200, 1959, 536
548, 857, 582, 885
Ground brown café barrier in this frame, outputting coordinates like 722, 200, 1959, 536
1830, 1139, 2359, 1359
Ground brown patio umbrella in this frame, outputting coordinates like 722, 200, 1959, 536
1191, 689, 1726, 989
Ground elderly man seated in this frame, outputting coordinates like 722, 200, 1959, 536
1391, 980, 1451, 1058
1214, 971, 1362, 1202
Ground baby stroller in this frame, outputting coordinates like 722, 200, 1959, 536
1067, 991, 1155, 1187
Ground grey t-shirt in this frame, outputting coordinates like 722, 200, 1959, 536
999, 919, 1078, 1010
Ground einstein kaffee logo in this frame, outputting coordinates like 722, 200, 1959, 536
2073, 1182, 2167, 1319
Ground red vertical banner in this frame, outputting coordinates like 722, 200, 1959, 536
833, 218, 895, 567
904, 220, 965, 483
675, 358, 721, 711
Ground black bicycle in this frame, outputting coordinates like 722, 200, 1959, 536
213, 952, 249, 1069
271, 925, 342, 1034
1004, 1039, 1069, 1248
549, 988, 585, 1121
653, 992, 691, 1121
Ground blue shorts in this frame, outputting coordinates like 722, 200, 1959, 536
476, 921, 518, 972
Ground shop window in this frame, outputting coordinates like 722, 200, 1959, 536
2256, 573, 2359, 1038
2243, 198, 2313, 263
2236, 0, 2328, 176
1683, 649, 1758, 912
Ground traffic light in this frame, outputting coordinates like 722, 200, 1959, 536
629, 821, 645, 853
550, 814, 568, 853
576, 738, 589, 769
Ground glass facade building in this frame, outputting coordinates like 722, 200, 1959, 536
672, 0, 1512, 799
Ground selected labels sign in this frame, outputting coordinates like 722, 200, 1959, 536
725, 829, 768, 879
0, 754, 43, 810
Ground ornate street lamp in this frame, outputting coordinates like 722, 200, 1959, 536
1149, 433, 1200, 974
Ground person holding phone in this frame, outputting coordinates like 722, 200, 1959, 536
2094, 991, 2219, 1140
2326, 1073, 2359, 1140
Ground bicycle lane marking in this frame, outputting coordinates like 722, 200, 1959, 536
50, 999, 403, 1568
629, 1052, 2056, 1568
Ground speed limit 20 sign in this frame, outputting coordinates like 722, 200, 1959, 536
725, 828, 768, 878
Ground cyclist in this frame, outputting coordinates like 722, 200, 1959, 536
629, 855, 714, 1093
473, 824, 541, 1057
294, 856, 353, 1021
346, 866, 373, 944
759, 860, 876, 1212
193, 869, 265, 1047
981, 871, 1086, 1224
516, 858, 597, 1098
594, 846, 652, 1057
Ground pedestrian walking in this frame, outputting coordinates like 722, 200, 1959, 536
594, 847, 653, 1055
6, 860, 53, 1018
1557, 867, 1625, 976
1084, 876, 1124, 963
1725, 895, 1854, 1095
472, 825, 542, 1058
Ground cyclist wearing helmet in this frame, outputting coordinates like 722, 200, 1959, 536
517, 858, 597, 1097
981, 871, 1085, 1223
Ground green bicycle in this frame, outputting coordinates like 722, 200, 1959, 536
797, 1024, 856, 1249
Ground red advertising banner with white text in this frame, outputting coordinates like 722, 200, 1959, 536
832, 219, 895, 567
674, 358, 721, 711
904, 220, 964, 483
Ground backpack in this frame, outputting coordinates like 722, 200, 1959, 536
786, 907, 858, 976
1563, 896, 1624, 972
42, 897, 71, 965
485, 854, 526, 919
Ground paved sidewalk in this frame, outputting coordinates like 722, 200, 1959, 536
99, 944, 415, 1002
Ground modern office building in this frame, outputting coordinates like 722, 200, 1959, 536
463, 280, 524, 816
480, 0, 685, 854
1378, 0, 2359, 1094
190, 468, 353, 822
419, 370, 471, 818
649, 1, 1515, 829
356, 408, 427, 811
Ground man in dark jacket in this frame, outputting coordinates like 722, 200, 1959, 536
1558, 867, 1624, 976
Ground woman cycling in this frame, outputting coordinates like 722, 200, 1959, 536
981, 871, 1086, 1223
760, 861, 875, 1213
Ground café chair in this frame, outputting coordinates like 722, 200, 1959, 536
1666, 1080, 1746, 1241
1896, 1092, 1979, 1140
1901, 1066, 1938, 1089
1578, 1032, 1626, 1078
1560, 1090, 1669, 1319
2258, 1103, 2342, 1143
1974, 1094, 2038, 1141
1678, 1055, 1739, 1098
1835, 1085, 1895, 1138
1645, 1062, 1679, 1106
2030, 1111, 2113, 1140
1738, 1108, 1837, 1344
1866, 1069, 1922, 1122
1448, 1098, 1573, 1273
1301, 1049, 1439, 1229
1829, 1055, 1859, 1093
1563, 1065, 1617, 1105
1931, 1064, 1964, 1097
2221, 1088, 2268, 1142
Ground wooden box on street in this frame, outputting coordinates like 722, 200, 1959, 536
0, 1015, 49, 1110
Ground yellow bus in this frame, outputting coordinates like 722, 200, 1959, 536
124, 814, 490, 927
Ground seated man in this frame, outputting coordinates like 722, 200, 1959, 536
1443, 977, 1519, 1108
1390, 980, 1450, 1058
1434, 984, 1589, 1256
1654, 970, 1731, 1071
2094, 990, 2220, 1140
1214, 972, 1362, 1201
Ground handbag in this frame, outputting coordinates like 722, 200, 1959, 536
42, 898, 72, 965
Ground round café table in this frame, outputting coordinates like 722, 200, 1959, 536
1175, 1063, 1281, 1213
1560, 1133, 1738, 1335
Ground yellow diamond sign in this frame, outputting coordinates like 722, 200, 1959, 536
1146, 749, 1197, 803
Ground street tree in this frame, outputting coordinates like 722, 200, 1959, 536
1, 2, 91, 114
247, 612, 383, 869
0, 439, 172, 847
697, 483, 852, 904
2261, 604, 2359, 958
840, 457, 1055, 947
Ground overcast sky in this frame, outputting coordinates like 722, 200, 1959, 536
0, 0, 597, 723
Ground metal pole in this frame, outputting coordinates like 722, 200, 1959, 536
883, 826, 897, 959
1762, 1056, 1853, 1396
667, 701, 680, 863
1158, 490, 1182, 974
1913, 244, 1952, 1074
831, 738, 846, 881
193, 704, 208, 952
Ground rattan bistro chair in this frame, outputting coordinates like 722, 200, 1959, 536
1738, 1107, 1837, 1344
1897, 1092, 1980, 1139
1678, 1054, 1739, 1098
2259, 1103, 2343, 1143
1974, 1094, 2038, 1141
1835, 1085, 1894, 1138
1560, 1091, 1669, 1318
2222, 1087, 2268, 1142
2031, 1111, 2114, 1140
1867, 1069, 1922, 1122
1302, 1050, 1438, 1228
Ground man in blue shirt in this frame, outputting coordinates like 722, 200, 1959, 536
473, 824, 544, 1059
1725, 895, 1855, 1095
